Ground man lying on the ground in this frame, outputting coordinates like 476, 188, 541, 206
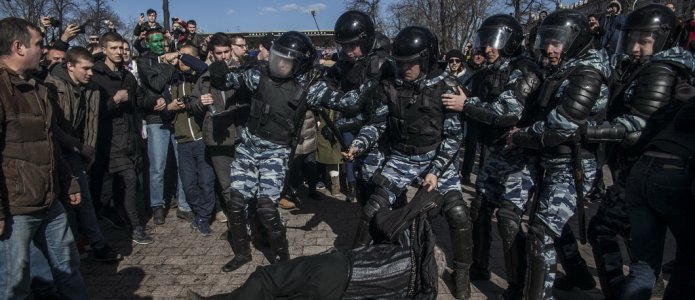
188, 188, 445, 300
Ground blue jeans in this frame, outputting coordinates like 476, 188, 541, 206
622, 155, 695, 300
0, 201, 88, 299
177, 140, 216, 220
146, 123, 190, 211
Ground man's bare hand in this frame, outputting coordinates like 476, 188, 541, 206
60, 24, 80, 42
153, 98, 166, 111
113, 89, 129, 104
167, 99, 185, 111
41, 16, 52, 29
423, 173, 438, 192
200, 94, 214, 106
341, 146, 358, 161
69, 193, 81, 206
442, 87, 467, 112
161, 52, 180, 64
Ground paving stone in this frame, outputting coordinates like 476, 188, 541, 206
82, 173, 672, 299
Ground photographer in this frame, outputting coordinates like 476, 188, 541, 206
588, 14, 605, 49
166, 44, 214, 235
170, 17, 188, 51
134, 9, 163, 38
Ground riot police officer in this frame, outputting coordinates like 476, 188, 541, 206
580, 5, 694, 299
507, 10, 611, 299
441, 14, 543, 299
324, 10, 393, 203
346, 26, 473, 299
208, 31, 370, 273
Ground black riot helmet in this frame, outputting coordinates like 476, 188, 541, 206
392, 26, 439, 78
473, 14, 524, 57
269, 31, 317, 79
334, 10, 376, 56
616, 4, 678, 59
534, 10, 592, 63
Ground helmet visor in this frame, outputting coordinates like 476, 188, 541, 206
473, 27, 513, 50
616, 30, 665, 59
533, 26, 578, 56
269, 48, 299, 79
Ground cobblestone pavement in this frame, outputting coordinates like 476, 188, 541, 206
82, 177, 673, 299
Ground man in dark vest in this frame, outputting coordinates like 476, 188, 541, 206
208, 31, 373, 273
0, 17, 87, 299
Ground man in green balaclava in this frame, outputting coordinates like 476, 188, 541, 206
136, 29, 193, 226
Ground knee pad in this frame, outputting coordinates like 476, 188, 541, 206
256, 197, 282, 228
226, 189, 245, 211
442, 192, 470, 230
496, 201, 521, 224
445, 205, 471, 230
362, 188, 389, 219
497, 202, 523, 244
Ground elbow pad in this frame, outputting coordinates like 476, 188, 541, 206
584, 123, 626, 143
557, 68, 603, 124
629, 62, 678, 119
464, 105, 500, 126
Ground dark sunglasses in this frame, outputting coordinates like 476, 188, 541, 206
449, 58, 461, 63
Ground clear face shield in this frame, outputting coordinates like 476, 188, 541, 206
533, 26, 577, 66
269, 46, 302, 79
473, 27, 513, 51
615, 30, 664, 61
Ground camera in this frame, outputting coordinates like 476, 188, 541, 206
140, 13, 145, 18
178, 96, 192, 104
172, 17, 179, 23
49, 17, 61, 27
76, 21, 89, 34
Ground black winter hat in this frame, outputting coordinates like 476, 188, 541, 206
446, 49, 464, 60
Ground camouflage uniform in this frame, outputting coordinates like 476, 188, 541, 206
351, 72, 463, 203
325, 82, 387, 183
219, 64, 369, 265
351, 71, 473, 298
462, 56, 544, 295
512, 49, 610, 299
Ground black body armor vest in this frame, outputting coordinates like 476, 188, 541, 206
246, 68, 307, 146
469, 59, 511, 103
384, 79, 445, 154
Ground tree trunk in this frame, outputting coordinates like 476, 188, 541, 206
162, 0, 170, 31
